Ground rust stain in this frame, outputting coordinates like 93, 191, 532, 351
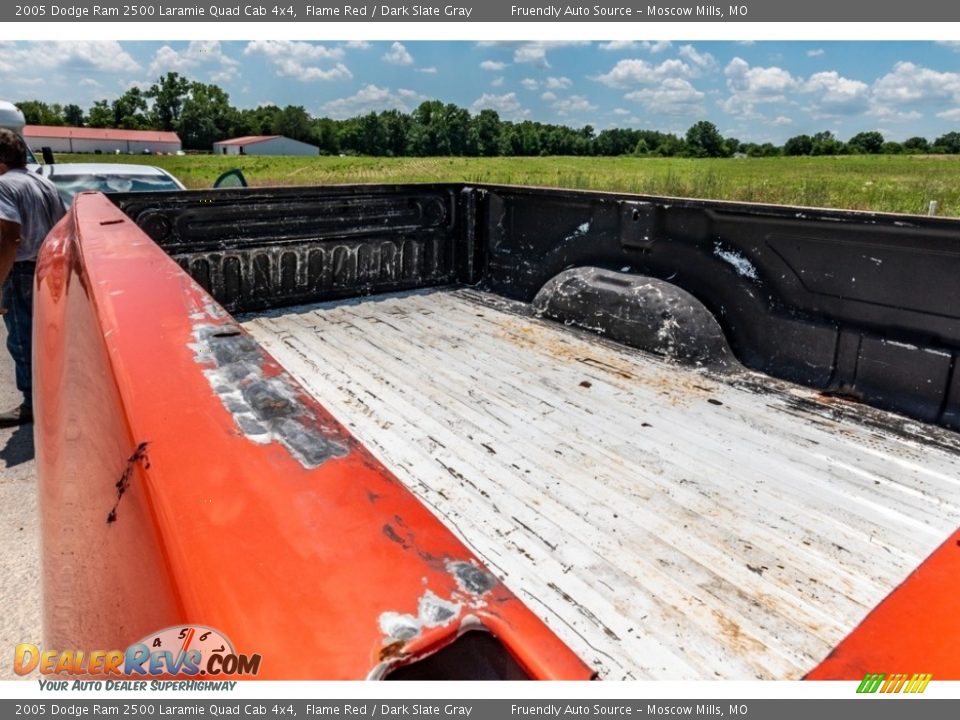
106, 441, 150, 524
378, 640, 408, 661
712, 610, 766, 656
494, 314, 723, 407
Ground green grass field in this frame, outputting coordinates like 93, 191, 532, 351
56, 153, 960, 218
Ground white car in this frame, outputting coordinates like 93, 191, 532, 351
39, 163, 187, 206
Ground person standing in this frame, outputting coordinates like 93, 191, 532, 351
0, 128, 66, 427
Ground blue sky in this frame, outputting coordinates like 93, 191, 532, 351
2, 40, 959, 143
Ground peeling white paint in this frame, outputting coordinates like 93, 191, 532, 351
378, 590, 463, 642
564, 221, 591, 243
713, 243, 760, 281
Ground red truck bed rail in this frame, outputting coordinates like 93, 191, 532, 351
33, 192, 593, 680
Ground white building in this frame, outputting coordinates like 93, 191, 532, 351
213, 135, 319, 156
23, 125, 181, 155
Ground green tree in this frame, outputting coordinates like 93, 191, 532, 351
783, 134, 813, 156
313, 117, 340, 155
933, 131, 960, 154
847, 130, 884, 154
86, 100, 113, 128
179, 82, 235, 150
469, 109, 502, 157
811, 131, 842, 156
15, 100, 63, 125
63, 104, 85, 127
380, 110, 411, 156
443, 103, 471, 156
902, 136, 930, 153
112, 87, 150, 129
272, 105, 313, 144
147, 72, 191, 131
356, 112, 386, 155
685, 120, 728, 157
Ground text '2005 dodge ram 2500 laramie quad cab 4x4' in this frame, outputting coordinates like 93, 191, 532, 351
33, 183, 960, 680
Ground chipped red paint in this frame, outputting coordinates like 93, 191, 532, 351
807, 528, 960, 680
34, 192, 593, 680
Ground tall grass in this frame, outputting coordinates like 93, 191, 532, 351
55, 153, 960, 217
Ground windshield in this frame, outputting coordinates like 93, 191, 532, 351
49, 173, 182, 206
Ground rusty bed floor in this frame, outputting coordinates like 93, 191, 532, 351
241, 288, 960, 680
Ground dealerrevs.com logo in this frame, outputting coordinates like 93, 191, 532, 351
856, 673, 933, 694
14, 625, 261, 684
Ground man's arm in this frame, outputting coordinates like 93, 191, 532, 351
0, 218, 22, 315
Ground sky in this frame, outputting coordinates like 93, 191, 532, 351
2, 40, 959, 143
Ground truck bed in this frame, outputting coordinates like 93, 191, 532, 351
241, 287, 960, 680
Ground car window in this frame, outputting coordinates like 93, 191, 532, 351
49, 174, 183, 206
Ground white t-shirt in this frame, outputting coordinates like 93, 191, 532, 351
0, 168, 66, 262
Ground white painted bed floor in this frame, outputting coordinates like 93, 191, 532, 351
241, 288, 960, 680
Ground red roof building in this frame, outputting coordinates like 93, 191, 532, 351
213, 135, 318, 156
23, 125, 182, 154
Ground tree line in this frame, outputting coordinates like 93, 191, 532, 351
15, 72, 960, 157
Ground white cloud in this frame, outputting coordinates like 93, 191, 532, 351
148, 41, 240, 82
869, 107, 923, 123
866, 61, 960, 122
594, 58, 696, 88
245, 40, 343, 62
490, 76, 504, 87
678, 45, 716, 69
417, 67, 438, 74
321, 84, 424, 119
80, 78, 102, 89
802, 71, 870, 114
471, 92, 529, 120
936, 108, 960, 120
545, 76, 572, 89
515, 45, 549, 68
612, 108, 631, 116
480, 60, 508, 71
549, 95, 597, 117
807, 49, 825, 58
644, 41, 673, 54
244, 41, 350, 82
625, 78, 705, 115
599, 41, 637, 52
771, 115, 793, 126
936, 41, 960, 52
474, 41, 588, 69
720, 57, 798, 115
540, 91, 558, 101
599, 40, 673, 54
511, 41, 590, 69
0, 41, 139, 75
872, 61, 960, 105
521, 78, 539, 91
382, 42, 414, 66
345, 41, 370, 50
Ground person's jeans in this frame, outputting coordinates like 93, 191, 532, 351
2, 261, 35, 410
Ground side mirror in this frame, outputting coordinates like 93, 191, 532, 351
41, 147, 55, 165
213, 169, 248, 189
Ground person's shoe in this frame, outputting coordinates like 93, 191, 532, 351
0, 404, 33, 428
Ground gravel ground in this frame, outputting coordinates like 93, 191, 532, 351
0, 323, 41, 680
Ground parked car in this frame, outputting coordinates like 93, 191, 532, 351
39, 163, 186, 206
38, 162, 246, 206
